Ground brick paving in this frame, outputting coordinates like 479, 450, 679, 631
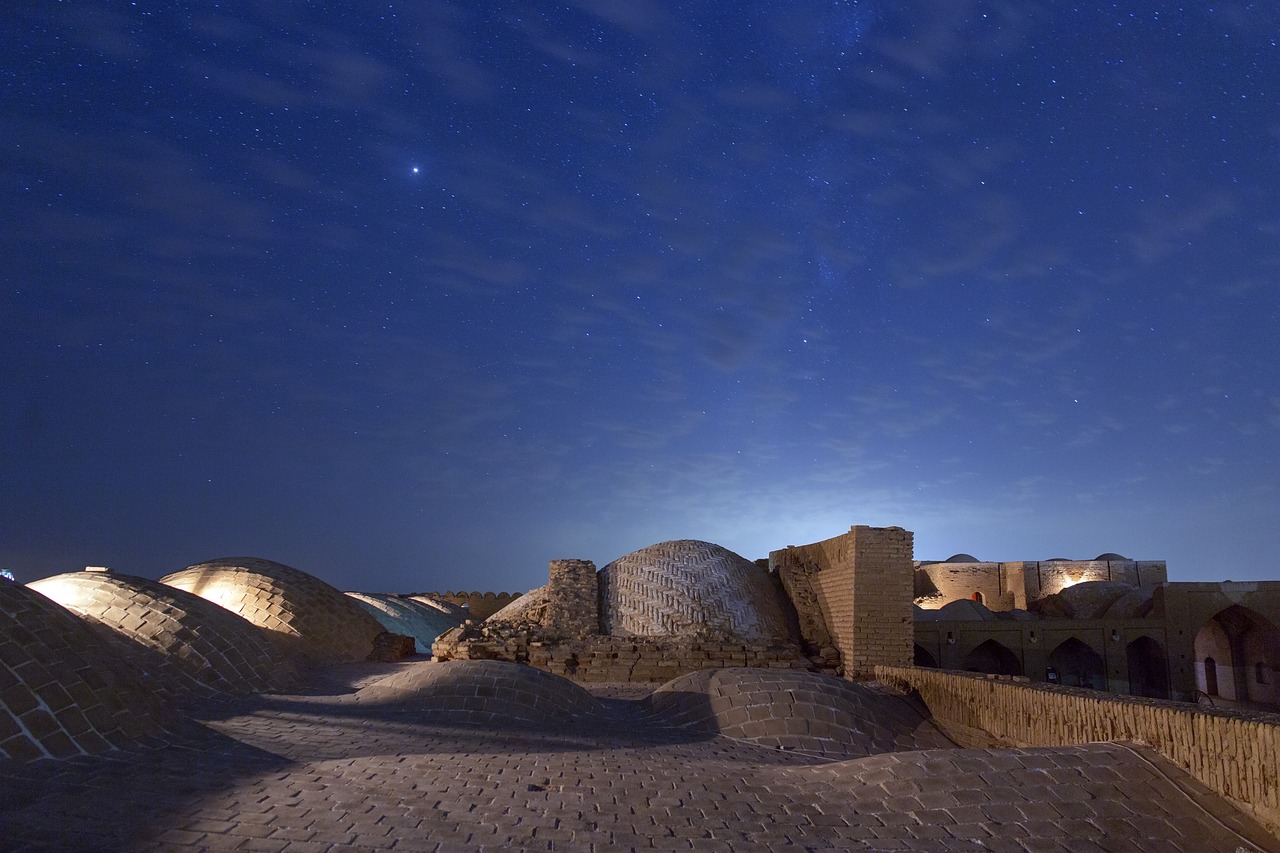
2, 660, 1278, 852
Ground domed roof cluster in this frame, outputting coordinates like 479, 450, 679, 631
0, 580, 168, 762
598, 540, 793, 641
645, 668, 952, 759
29, 569, 299, 697
161, 557, 385, 663
354, 659, 602, 725
345, 592, 465, 654
1030, 581, 1156, 620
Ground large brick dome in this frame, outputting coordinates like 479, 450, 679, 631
598, 540, 794, 641
160, 557, 384, 664
345, 592, 465, 654
1, 580, 167, 762
29, 569, 299, 696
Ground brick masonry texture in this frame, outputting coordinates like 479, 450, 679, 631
645, 667, 955, 759
599, 540, 794, 641
161, 557, 386, 664
877, 663, 1280, 837
2, 659, 1277, 852
29, 570, 300, 697
546, 559, 599, 639
353, 659, 604, 725
773, 525, 914, 676
0, 581, 168, 762
412, 591, 521, 620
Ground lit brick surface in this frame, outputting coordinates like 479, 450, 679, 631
161, 557, 385, 663
0, 581, 167, 762
29, 571, 299, 697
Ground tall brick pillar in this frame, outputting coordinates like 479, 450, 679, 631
545, 559, 599, 639
771, 525, 914, 678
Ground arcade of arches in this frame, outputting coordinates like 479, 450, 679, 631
914, 582, 1280, 708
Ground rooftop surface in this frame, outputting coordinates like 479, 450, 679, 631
2, 659, 1277, 853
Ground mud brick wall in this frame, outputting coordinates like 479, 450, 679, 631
876, 664, 1280, 835
545, 559, 598, 639
773, 525, 914, 677
432, 632, 816, 683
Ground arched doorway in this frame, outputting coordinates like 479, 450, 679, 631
1126, 636, 1169, 699
1195, 606, 1280, 708
1047, 638, 1105, 690
914, 644, 938, 668
961, 639, 1022, 676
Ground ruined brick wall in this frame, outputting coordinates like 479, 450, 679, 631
772, 525, 914, 677
545, 559, 598, 639
914, 561, 1017, 610
876, 664, 1280, 835
432, 630, 817, 682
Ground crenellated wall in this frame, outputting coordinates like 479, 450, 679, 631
415, 591, 522, 620
876, 664, 1280, 835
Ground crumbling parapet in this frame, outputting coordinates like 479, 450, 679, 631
546, 559, 599, 638
771, 525, 914, 678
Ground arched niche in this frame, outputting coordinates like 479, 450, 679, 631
1195, 605, 1280, 707
961, 639, 1022, 676
914, 644, 938, 668
1126, 635, 1169, 699
1047, 637, 1105, 691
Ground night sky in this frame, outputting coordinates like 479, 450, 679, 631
3, 3, 1278, 593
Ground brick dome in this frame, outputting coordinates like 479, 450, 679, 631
354, 659, 602, 725
1, 580, 167, 762
646, 668, 951, 759
345, 592, 466, 654
160, 557, 384, 663
599, 540, 793, 641
29, 569, 299, 697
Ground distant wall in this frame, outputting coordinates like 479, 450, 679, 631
915, 558, 1168, 611
876, 664, 1280, 835
415, 591, 521, 621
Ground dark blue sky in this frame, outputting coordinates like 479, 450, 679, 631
3, 2, 1278, 592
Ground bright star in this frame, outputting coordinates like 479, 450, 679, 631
411, 166, 420, 174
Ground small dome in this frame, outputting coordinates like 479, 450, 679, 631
945, 554, 980, 563
345, 592, 465, 653
2, 581, 167, 762
933, 599, 997, 621
354, 659, 601, 725
645, 668, 951, 758
29, 570, 299, 697
161, 557, 384, 663
1095, 552, 1129, 562
599, 540, 793, 641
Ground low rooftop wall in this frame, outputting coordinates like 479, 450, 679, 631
876, 664, 1280, 836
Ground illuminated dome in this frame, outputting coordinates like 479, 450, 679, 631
345, 592, 466, 653
160, 557, 384, 663
1031, 581, 1138, 620
408, 595, 469, 619
354, 659, 602, 725
1, 580, 166, 762
645, 668, 951, 759
599, 540, 793, 641
29, 568, 298, 696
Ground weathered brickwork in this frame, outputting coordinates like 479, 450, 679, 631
772, 525, 914, 677
545, 559, 598, 639
877, 664, 1280, 835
